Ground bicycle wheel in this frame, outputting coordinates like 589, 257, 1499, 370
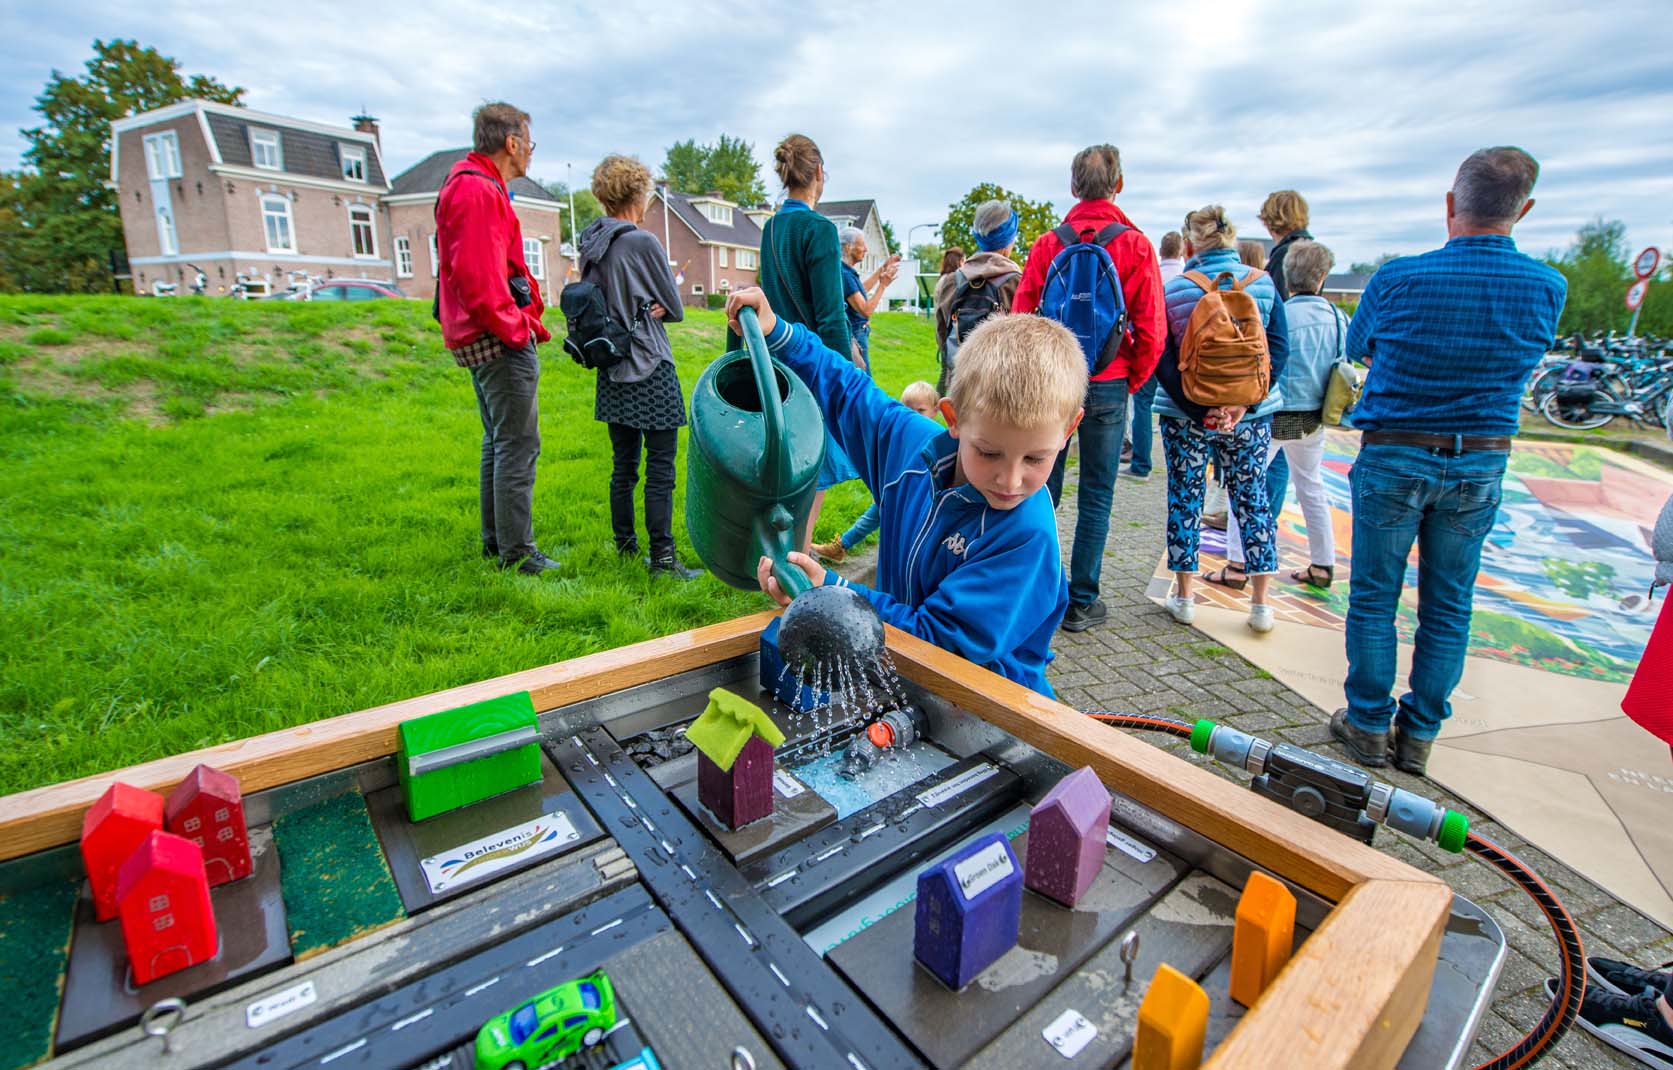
1540, 386, 1616, 430
1524, 365, 1561, 412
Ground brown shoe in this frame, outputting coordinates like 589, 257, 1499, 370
811, 539, 847, 564
1329, 708, 1388, 768
1388, 727, 1433, 777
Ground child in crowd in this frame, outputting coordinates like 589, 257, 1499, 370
725, 289, 1084, 697
812, 381, 941, 564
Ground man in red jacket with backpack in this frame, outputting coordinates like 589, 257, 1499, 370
436, 101, 557, 575
1013, 144, 1166, 631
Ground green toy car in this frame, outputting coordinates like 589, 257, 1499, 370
475, 971, 617, 1070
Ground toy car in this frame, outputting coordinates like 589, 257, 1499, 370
475, 970, 617, 1070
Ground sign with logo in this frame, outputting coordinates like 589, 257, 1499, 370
246, 980, 317, 1029
420, 811, 580, 894
953, 839, 1015, 900
1635, 246, 1661, 279
1626, 279, 1650, 312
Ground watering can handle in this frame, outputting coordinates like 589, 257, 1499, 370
737, 307, 811, 599
756, 505, 813, 599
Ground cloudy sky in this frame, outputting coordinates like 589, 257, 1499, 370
5, 0, 1671, 268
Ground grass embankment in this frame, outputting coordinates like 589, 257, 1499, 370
0, 296, 942, 795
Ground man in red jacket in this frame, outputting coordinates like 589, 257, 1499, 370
1013, 144, 1165, 631
437, 102, 557, 575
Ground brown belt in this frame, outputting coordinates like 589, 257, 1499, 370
1361, 430, 1511, 453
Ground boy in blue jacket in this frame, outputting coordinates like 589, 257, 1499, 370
726, 288, 1085, 697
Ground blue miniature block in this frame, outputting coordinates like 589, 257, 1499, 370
913, 832, 1023, 990
760, 617, 830, 711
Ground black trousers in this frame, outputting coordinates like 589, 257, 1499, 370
607, 423, 678, 558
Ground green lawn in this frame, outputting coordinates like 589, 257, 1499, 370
0, 296, 941, 795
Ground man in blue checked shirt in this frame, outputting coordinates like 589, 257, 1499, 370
1330, 146, 1566, 778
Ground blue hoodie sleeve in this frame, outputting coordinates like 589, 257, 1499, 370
765, 319, 928, 497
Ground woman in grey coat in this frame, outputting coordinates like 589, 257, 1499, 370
579, 154, 700, 579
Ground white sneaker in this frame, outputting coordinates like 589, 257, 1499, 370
1165, 593, 1196, 624
1248, 603, 1275, 634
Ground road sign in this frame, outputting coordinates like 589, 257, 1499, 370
1634, 246, 1660, 279
1626, 279, 1649, 311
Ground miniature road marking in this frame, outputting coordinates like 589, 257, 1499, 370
590, 919, 624, 937
319, 1038, 366, 1064
846, 1055, 870, 1070
734, 922, 758, 948
660, 839, 676, 855
391, 1008, 433, 1031
525, 946, 565, 967
463, 977, 500, 997
857, 823, 886, 840
815, 844, 846, 863
705, 890, 724, 910
640, 816, 657, 832
624, 794, 638, 808
680, 864, 699, 881
765, 869, 798, 888
604, 772, 619, 786
769, 962, 792, 987
806, 1005, 829, 1030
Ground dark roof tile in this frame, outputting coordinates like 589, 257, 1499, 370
388, 148, 554, 203
206, 112, 386, 186
662, 189, 763, 246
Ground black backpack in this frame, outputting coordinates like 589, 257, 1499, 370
943, 268, 1020, 363
559, 229, 649, 370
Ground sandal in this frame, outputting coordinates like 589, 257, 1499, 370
1291, 564, 1334, 588
1201, 565, 1248, 591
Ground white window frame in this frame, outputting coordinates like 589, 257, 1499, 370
522, 238, 544, 280
250, 128, 282, 171
717, 246, 728, 268
736, 248, 758, 270
340, 145, 366, 183
395, 236, 413, 278
143, 131, 182, 180
155, 203, 178, 256
261, 193, 296, 253
704, 203, 732, 226
718, 277, 732, 291
692, 283, 705, 296
428, 233, 439, 277
347, 203, 378, 259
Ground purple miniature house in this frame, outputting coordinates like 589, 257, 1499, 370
685, 689, 786, 831
914, 832, 1023, 989
1024, 766, 1111, 907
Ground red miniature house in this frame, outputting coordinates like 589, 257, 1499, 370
81, 782, 166, 922
165, 763, 250, 886
685, 689, 787, 831
116, 830, 218, 985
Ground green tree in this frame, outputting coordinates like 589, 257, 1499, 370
4, 39, 242, 293
1349, 253, 1400, 276
911, 240, 944, 273
541, 181, 604, 246
1547, 218, 1630, 334
659, 134, 765, 206
941, 183, 1056, 267
880, 220, 900, 256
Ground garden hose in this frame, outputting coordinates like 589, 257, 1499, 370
1087, 712, 1584, 1069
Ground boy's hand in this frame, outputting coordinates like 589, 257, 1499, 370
648, 302, 667, 320
725, 288, 778, 338
756, 552, 826, 607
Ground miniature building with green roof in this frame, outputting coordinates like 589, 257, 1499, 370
689, 688, 784, 830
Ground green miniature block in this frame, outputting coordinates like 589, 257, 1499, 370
397, 691, 541, 822
683, 688, 785, 772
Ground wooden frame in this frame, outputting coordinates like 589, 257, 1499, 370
0, 612, 1449, 1070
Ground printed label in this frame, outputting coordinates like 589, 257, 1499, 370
1105, 826, 1158, 864
1042, 1009, 1096, 1058
953, 840, 1015, 900
916, 763, 998, 807
773, 769, 805, 798
246, 980, 317, 1029
420, 811, 579, 894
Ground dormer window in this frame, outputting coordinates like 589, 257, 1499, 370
251, 128, 282, 171
703, 202, 733, 226
341, 145, 366, 183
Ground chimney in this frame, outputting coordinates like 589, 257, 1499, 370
351, 113, 380, 147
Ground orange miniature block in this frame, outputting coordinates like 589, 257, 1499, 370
1229, 869, 1296, 1008
1134, 963, 1208, 1070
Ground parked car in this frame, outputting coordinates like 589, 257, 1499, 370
303, 279, 407, 301
475, 971, 617, 1070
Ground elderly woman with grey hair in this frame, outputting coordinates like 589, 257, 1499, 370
839, 225, 900, 369
934, 198, 1023, 397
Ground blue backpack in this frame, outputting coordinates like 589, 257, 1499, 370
1037, 222, 1130, 375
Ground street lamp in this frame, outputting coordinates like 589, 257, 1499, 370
906, 222, 940, 315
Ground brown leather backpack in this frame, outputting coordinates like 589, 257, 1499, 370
1178, 269, 1271, 408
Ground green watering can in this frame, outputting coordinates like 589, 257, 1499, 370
686, 308, 826, 598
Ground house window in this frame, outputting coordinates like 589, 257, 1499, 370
736, 249, 758, 270
153, 913, 175, 931
155, 204, 178, 256
719, 278, 731, 291
261, 194, 296, 253
143, 132, 182, 180
341, 145, 366, 183
348, 205, 377, 258
217, 826, 235, 842
251, 128, 282, 170
148, 895, 170, 912
428, 234, 439, 277
717, 246, 728, 268
395, 236, 413, 278
703, 203, 733, 226
522, 238, 544, 280
182, 817, 201, 834
213, 806, 230, 823
692, 283, 705, 296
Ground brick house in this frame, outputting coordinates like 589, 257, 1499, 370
384, 149, 568, 305
817, 199, 888, 276
110, 100, 396, 297
641, 188, 765, 306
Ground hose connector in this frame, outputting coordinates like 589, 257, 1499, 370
1190, 720, 1272, 776
1367, 783, 1469, 853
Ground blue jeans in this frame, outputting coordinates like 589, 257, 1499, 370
842, 502, 880, 549
1344, 444, 1507, 740
1127, 377, 1157, 476
1047, 378, 1128, 607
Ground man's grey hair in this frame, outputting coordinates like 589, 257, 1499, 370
1070, 144, 1122, 201
473, 101, 530, 155
972, 199, 1013, 238
1284, 240, 1335, 295
839, 225, 866, 251
1452, 146, 1539, 227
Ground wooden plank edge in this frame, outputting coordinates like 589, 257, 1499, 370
0, 611, 777, 862
1206, 878, 1453, 1070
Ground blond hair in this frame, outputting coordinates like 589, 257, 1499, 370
901, 380, 939, 411
1258, 190, 1309, 236
1237, 239, 1267, 269
949, 316, 1085, 430
591, 154, 654, 215
1183, 204, 1236, 251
